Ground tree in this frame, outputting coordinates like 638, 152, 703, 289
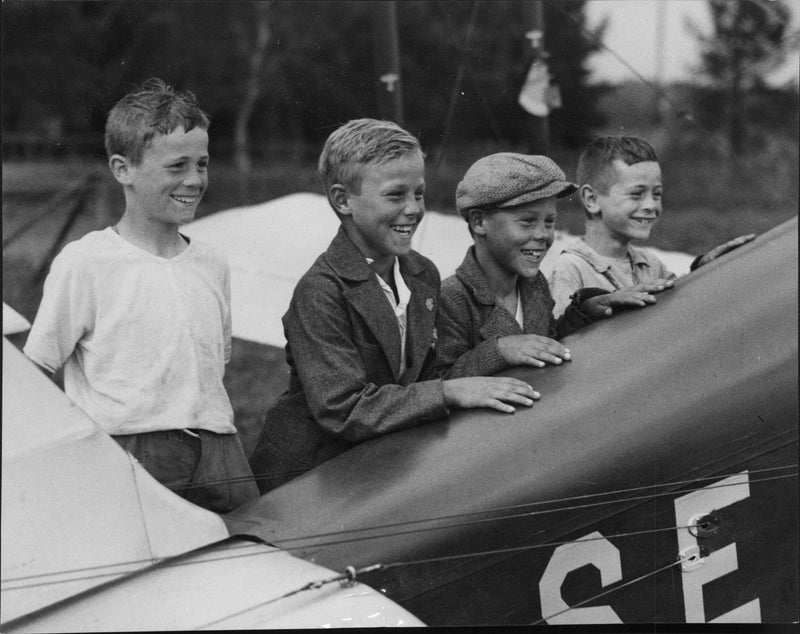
2, 1, 608, 156
230, 2, 272, 200
543, 0, 609, 148
394, 0, 606, 151
689, 0, 797, 154
1, 2, 109, 136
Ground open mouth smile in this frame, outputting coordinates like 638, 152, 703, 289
391, 224, 416, 237
521, 248, 545, 261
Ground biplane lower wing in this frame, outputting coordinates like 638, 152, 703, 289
1, 339, 422, 630
225, 216, 799, 625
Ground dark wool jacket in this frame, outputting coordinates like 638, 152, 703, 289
435, 245, 595, 379
250, 226, 448, 493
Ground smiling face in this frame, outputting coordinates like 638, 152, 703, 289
113, 125, 209, 228
472, 198, 557, 279
592, 159, 662, 243
335, 150, 426, 267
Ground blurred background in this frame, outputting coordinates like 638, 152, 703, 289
3, 0, 798, 454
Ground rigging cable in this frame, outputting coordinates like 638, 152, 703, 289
4, 465, 795, 591
429, 0, 482, 184
195, 522, 709, 629
541, 0, 763, 162
531, 554, 689, 625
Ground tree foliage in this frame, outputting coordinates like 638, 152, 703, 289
688, 0, 799, 154
2, 0, 606, 157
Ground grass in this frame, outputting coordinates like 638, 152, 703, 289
3, 136, 798, 458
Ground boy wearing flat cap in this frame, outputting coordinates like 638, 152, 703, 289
435, 152, 657, 379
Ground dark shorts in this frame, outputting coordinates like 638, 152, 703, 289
113, 429, 259, 514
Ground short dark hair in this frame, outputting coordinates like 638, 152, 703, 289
104, 78, 210, 165
577, 136, 658, 194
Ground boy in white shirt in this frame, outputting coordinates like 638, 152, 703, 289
24, 78, 258, 513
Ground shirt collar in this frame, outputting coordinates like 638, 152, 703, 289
367, 257, 411, 310
563, 238, 652, 273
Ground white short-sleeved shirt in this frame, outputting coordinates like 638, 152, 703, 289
24, 228, 235, 435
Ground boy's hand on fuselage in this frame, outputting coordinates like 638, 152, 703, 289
624, 279, 674, 293
498, 334, 571, 368
442, 377, 540, 414
581, 289, 662, 318
696, 234, 756, 268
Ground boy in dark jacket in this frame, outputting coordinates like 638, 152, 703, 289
249, 122, 538, 493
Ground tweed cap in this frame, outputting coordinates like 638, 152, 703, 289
456, 153, 577, 219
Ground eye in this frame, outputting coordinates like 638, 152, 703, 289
545, 216, 556, 226
653, 189, 662, 200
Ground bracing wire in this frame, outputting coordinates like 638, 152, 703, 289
1, 542, 267, 591
427, 0, 784, 196
236, 472, 799, 554
432, 0, 504, 144
544, 0, 680, 109
194, 523, 701, 629
541, 0, 768, 161
5, 465, 795, 591
195, 563, 382, 630
253, 469, 800, 548
430, 0, 482, 184
531, 554, 688, 625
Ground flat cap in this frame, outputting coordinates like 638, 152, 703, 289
455, 152, 577, 219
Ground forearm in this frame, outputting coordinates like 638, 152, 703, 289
439, 337, 508, 378
553, 298, 601, 338
308, 377, 449, 442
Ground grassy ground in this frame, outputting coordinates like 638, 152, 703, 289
3, 137, 798, 457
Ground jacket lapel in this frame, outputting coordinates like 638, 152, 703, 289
479, 305, 522, 340
520, 273, 553, 335
456, 246, 522, 341
343, 282, 403, 380
326, 228, 403, 381
403, 257, 439, 382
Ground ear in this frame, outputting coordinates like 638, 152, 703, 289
467, 209, 488, 236
579, 184, 602, 216
329, 184, 350, 216
109, 155, 133, 186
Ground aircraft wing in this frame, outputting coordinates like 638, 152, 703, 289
1, 339, 422, 630
3, 302, 31, 335
224, 216, 798, 625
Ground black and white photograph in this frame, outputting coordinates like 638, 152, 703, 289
2, 0, 798, 629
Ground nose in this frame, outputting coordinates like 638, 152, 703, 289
642, 191, 660, 213
531, 221, 549, 242
404, 194, 424, 217
183, 165, 205, 189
